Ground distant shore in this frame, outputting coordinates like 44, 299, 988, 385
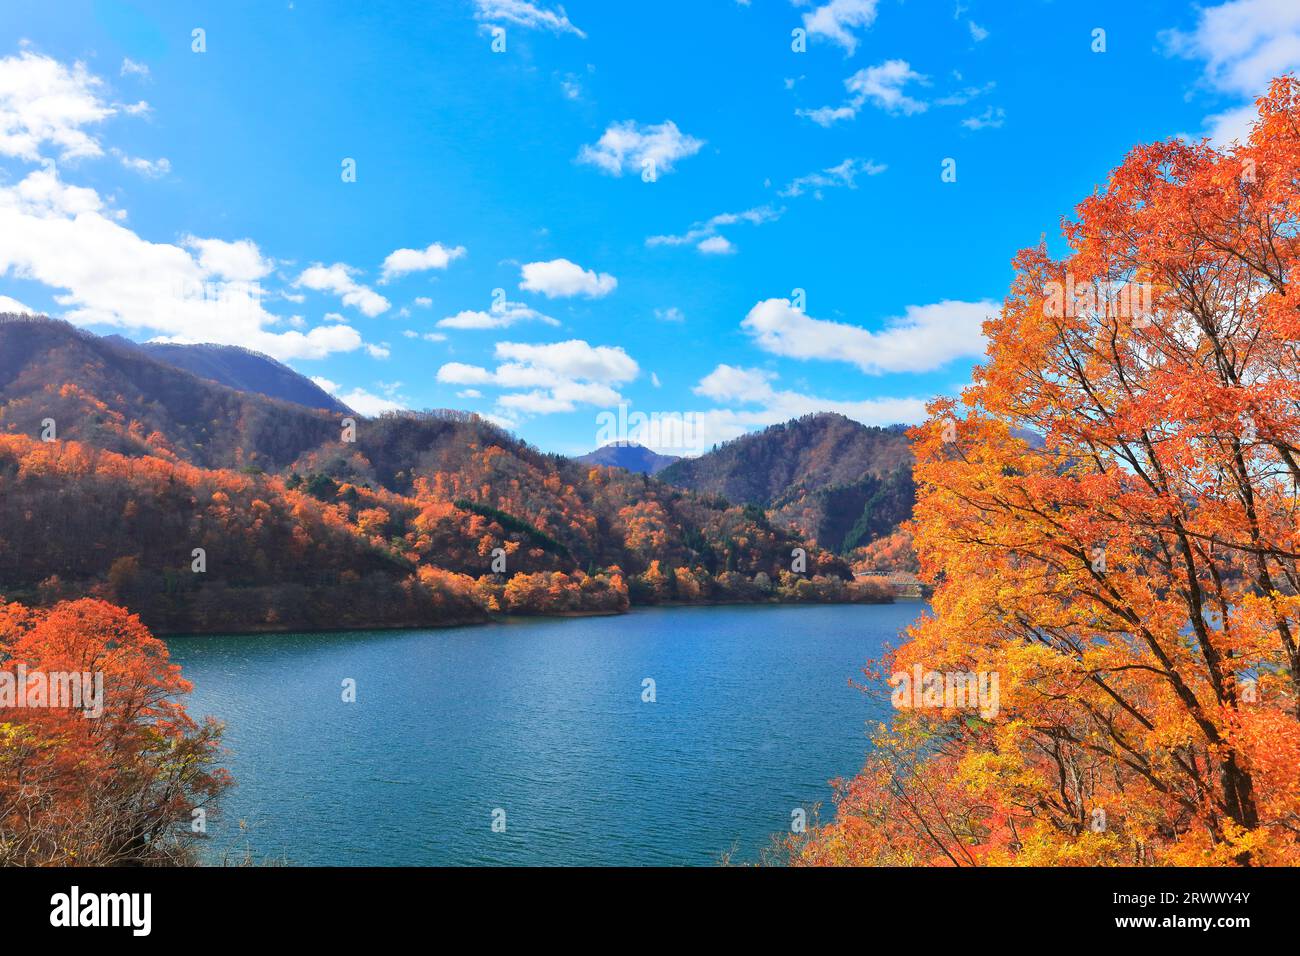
154, 594, 898, 637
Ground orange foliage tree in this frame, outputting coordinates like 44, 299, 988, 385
0, 599, 230, 865
796, 77, 1300, 867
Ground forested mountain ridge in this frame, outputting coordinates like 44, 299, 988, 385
0, 315, 344, 469
0, 315, 887, 632
105, 336, 352, 414
657, 413, 915, 552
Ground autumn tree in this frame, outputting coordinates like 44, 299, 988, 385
0, 598, 231, 865
796, 77, 1300, 867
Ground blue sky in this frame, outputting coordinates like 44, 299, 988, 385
0, 0, 1291, 455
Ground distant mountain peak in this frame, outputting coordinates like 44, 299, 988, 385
575, 441, 681, 475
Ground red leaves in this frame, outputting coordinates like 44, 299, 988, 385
795, 76, 1300, 868
0, 598, 230, 865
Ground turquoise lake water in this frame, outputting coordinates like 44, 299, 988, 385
165, 602, 922, 866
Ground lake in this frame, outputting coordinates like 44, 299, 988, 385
165, 602, 923, 866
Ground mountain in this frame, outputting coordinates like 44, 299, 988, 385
575, 442, 680, 475
2, 315, 344, 470
105, 336, 351, 414
0, 315, 882, 633
657, 413, 915, 553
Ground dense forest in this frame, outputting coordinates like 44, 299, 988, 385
657, 413, 915, 553
0, 316, 890, 633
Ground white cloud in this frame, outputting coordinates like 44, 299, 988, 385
681, 393, 927, 453
402, 328, 447, 342
498, 381, 621, 414
437, 362, 497, 385
961, 106, 1005, 131
650, 158, 881, 254
379, 241, 466, 282
647, 205, 782, 251
183, 236, 274, 282
0, 53, 391, 364
697, 235, 735, 255
120, 58, 150, 79
798, 59, 929, 126
1199, 103, 1259, 146
0, 166, 369, 362
695, 365, 778, 401
0, 294, 36, 314
780, 156, 886, 198
968, 21, 989, 42
741, 297, 994, 374
313, 376, 406, 416
152, 323, 365, 361
1162, 0, 1300, 98
1161, 0, 1300, 145
935, 80, 996, 107
295, 263, 390, 317
496, 340, 637, 382
437, 339, 638, 417
472, 0, 586, 38
343, 391, 404, 415
577, 120, 704, 177
113, 150, 171, 177
611, 363, 930, 454
560, 75, 582, 100
519, 258, 617, 298
413, 296, 432, 307
796, 0, 880, 56
437, 298, 559, 329
3, 165, 105, 217
496, 390, 576, 414
0, 51, 117, 161
796, 103, 860, 126
654, 306, 685, 323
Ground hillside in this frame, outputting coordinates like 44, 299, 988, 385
657, 413, 914, 552
106, 336, 352, 414
0, 315, 342, 470
0, 315, 885, 632
575, 441, 680, 475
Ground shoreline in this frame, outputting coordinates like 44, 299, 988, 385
155, 595, 900, 638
